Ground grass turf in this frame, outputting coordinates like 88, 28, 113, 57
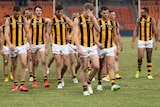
0, 37, 160, 107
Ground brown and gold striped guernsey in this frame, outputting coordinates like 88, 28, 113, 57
51, 16, 67, 45
77, 15, 94, 47
1, 24, 8, 46
98, 18, 115, 48
30, 17, 46, 45
9, 15, 24, 46
138, 16, 153, 41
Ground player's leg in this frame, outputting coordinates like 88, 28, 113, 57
36, 51, 40, 68
87, 54, 99, 94
146, 48, 153, 79
80, 57, 89, 95
69, 53, 78, 83
47, 55, 55, 68
51, 44, 63, 88
136, 48, 145, 78
54, 54, 63, 89
75, 54, 81, 74
31, 52, 38, 87
3, 54, 9, 82
61, 54, 69, 86
11, 56, 18, 91
136, 40, 145, 78
114, 53, 122, 79
27, 51, 33, 81
19, 52, 28, 91
47, 55, 55, 74
97, 58, 104, 90
106, 55, 120, 91
39, 50, 50, 87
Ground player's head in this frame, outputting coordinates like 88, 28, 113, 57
27, 7, 33, 18
141, 7, 149, 17
55, 4, 63, 18
109, 10, 116, 20
71, 10, 79, 19
34, 6, 42, 17
4, 14, 10, 21
99, 7, 109, 19
23, 8, 29, 18
83, 3, 94, 17
13, 5, 20, 18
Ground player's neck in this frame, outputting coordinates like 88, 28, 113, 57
102, 17, 108, 22
36, 16, 41, 20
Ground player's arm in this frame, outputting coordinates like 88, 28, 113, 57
44, 18, 52, 55
116, 22, 123, 51
63, 14, 73, 28
24, 17, 32, 49
93, 28, 103, 49
0, 27, 3, 52
66, 28, 73, 42
73, 17, 83, 55
131, 18, 139, 49
152, 18, 158, 50
46, 18, 52, 46
4, 18, 14, 50
157, 19, 160, 41
112, 21, 121, 54
88, 11, 100, 33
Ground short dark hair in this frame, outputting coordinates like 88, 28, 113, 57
55, 4, 63, 11
34, 6, 42, 11
13, 5, 20, 12
142, 7, 149, 13
109, 10, 115, 13
4, 14, 10, 18
83, 3, 94, 10
98, 6, 108, 18
72, 10, 79, 14
27, 7, 33, 11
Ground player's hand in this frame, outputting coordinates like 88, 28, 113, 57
77, 48, 83, 56
28, 45, 32, 53
66, 35, 72, 42
131, 42, 134, 49
9, 44, 15, 51
98, 43, 104, 49
87, 11, 94, 18
116, 46, 121, 55
154, 42, 158, 50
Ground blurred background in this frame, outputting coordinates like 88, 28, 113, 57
0, 0, 159, 36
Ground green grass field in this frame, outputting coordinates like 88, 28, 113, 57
0, 37, 160, 107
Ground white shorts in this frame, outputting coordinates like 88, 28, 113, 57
138, 40, 153, 48
9, 44, 27, 57
67, 43, 77, 54
52, 44, 69, 55
26, 42, 30, 50
98, 46, 116, 58
32, 44, 45, 53
79, 45, 98, 58
3, 46, 10, 55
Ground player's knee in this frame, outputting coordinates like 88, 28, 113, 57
93, 64, 99, 70
21, 62, 27, 68
107, 63, 114, 70
64, 61, 68, 67
82, 66, 88, 72
56, 61, 61, 67
4, 60, 8, 64
12, 64, 17, 70
41, 60, 46, 66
